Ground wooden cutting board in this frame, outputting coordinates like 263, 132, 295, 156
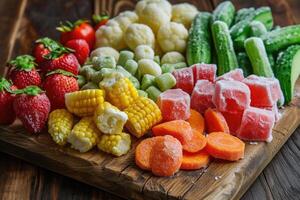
0, 0, 300, 200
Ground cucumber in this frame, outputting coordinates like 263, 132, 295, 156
187, 12, 212, 66
234, 7, 255, 24
234, 35, 247, 51
212, 21, 238, 75
263, 25, 300, 53
244, 37, 274, 77
212, 1, 235, 27
230, 7, 273, 39
275, 45, 300, 104
250, 21, 267, 37
237, 52, 253, 76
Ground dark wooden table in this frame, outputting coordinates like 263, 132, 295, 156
0, 0, 300, 199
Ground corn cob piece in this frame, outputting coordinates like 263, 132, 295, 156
94, 102, 128, 134
65, 89, 105, 117
97, 132, 131, 156
67, 117, 101, 153
48, 109, 74, 146
124, 97, 162, 138
100, 72, 138, 110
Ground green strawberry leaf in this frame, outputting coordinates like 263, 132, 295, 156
92, 14, 109, 24
36, 37, 62, 51
12, 86, 43, 96
56, 19, 89, 33
0, 77, 13, 92
43, 45, 73, 60
46, 69, 76, 77
9, 55, 37, 71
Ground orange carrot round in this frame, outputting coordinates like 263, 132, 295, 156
135, 136, 163, 171
152, 120, 193, 144
187, 109, 205, 134
150, 135, 183, 177
206, 132, 245, 161
180, 150, 210, 170
182, 130, 207, 153
204, 108, 229, 133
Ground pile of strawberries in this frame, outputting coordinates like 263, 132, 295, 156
0, 15, 109, 133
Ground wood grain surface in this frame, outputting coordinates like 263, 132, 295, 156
1, 0, 300, 200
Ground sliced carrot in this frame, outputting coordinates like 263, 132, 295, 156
180, 150, 210, 170
204, 108, 230, 133
182, 129, 207, 153
206, 132, 245, 161
135, 136, 163, 171
150, 135, 183, 177
187, 109, 205, 134
152, 120, 193, 144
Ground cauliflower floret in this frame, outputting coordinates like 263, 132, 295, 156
172, 3, 199, 29
157, 22, 188, 53
135, 45, 155, 61
90, 47, 120, 62
112, 11, 139, 31
161, 51, 185, 64
95, 21, 126, 50
124, 23, 155, 50
136, 0, 171, 33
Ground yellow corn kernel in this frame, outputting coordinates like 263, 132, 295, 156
100, 73, 138, 110
48, 109, 74, 146
94, 102, 128, 135
65, 89, 105, 117
67, 117, 101, 153
97, 132, 131, 156
124, 97, 162, 138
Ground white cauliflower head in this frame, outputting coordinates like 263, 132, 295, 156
136, 0, 171, 33
135, 45, 155, 61
90, 47, 120, 62
112, 11, 139, 31
161, 51, 185, 64
157, 22, 188, 53
95, 21, 126, 50
172, 3, 199, 29
124, 23, 155, 50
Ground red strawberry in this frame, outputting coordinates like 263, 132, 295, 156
65, 39, 90, 65
42, 53, 80, 75
13, 86, 50, 134
0, 78, 17, 125
9, 55, 41, 89
32, 37, 62, 64
43, 70, 79, 110
57, 20, 95, 49
93, 14, 109, 31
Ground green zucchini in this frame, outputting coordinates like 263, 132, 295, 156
244, 37, 274, 77
263, 25, 300, 53
212, 21, 238, 75
234, 7, 255, 24
237, 52, 253, 76
230, 7, 273, 39
250, 21, 267, 37
187, 12, 212, 66
212, 1, 235, 27
275, 45, 300, 104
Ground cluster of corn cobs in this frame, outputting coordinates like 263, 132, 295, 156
48, 73, 162, 156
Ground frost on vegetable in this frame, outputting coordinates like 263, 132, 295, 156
90, 47, 120, 62
161, 51, 185, 64
171, 3, 199, 29
95, 21, 127, 50
157, 22, 188, 53
134, 45, 155, 61
124, 23, 155, 50
136, 0, 172, 33
138, 59, 162, 77
112, 11, 139, 31
191, 80, 215, 113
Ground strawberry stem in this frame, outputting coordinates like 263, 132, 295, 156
36, 37, 62, 51
9, 55, 37, 71
43, 45, 74, 60
46, 69, 76, 77
56, 19, 89, 33
12, 86, 43, 96
0, 77, 13, 93
92, 13, 109, 24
